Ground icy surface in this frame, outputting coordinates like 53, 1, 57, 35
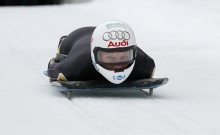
0, 0, 220, 135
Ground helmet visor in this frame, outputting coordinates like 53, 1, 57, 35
93, 46, 136, 66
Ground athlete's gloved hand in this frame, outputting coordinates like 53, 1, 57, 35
48, 57, 59, 68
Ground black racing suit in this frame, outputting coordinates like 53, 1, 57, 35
47, 27, 155, 81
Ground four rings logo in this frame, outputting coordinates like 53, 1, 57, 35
103, 31, 130, 41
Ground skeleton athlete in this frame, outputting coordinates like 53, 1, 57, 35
47, 20, 155, 84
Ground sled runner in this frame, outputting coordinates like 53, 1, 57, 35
44, 71, 168, 99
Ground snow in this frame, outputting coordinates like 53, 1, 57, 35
0, 0, 220, 134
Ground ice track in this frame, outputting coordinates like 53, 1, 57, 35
0, 0, 220, 135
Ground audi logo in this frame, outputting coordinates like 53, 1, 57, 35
103, 31, 130, 41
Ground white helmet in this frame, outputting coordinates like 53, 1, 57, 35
91, 20, 137, 84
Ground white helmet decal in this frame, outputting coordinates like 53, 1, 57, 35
91, 20, 137, 84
